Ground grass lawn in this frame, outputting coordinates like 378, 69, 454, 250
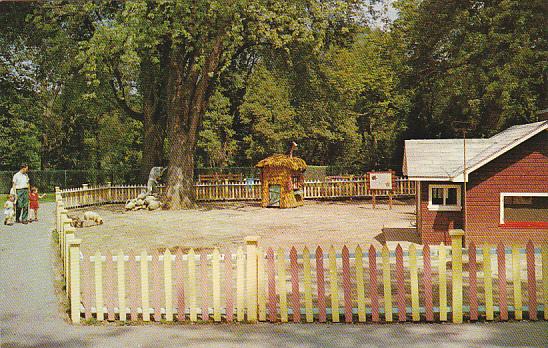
40, 193, 57, 203
2, 192, 57, 203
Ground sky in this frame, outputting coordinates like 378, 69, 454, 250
369, 0, 399, 29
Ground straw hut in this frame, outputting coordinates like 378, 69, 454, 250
256, 154, 307, 208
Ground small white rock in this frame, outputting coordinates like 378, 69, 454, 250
148, 200, 161, 210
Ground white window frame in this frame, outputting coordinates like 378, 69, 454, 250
499, 192, 548, 225
428, 184, 462, 211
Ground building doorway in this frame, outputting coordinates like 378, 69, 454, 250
268, 184, 281, 207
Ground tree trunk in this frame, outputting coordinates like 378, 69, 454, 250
163, 39, 224, 209
164, 116, 197, 209
140, 116, 165, 180
140, 56, 167, 181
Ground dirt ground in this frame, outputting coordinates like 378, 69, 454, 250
72, 199, 417, 254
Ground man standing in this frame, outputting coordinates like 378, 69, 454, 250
12, 164, 30, 224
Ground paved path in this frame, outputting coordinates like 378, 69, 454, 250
1, 203, 547, 347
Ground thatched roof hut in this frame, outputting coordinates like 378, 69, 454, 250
256, 154, 307, 208
256, 154, 307, 171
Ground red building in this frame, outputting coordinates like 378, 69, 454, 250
403, 121, 548, 245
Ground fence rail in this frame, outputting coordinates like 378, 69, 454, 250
59, 178, 416, 209
1, 166, 396, 192
54, 186, 547, 325
76, 243, 547, 323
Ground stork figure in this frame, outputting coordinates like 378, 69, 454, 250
288, 141, 298, 158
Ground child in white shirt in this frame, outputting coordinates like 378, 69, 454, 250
4, 195, 15, 225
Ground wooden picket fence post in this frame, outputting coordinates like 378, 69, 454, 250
59, 209, 67, 252
106, 182, 112, 203
65, 231, 75, 298
55, 199, 63, 233
245, 236, 259, 322
450, 229, 464, 323
69, 238, 82, 323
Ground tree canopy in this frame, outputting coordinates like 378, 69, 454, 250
1, 0, 545, 204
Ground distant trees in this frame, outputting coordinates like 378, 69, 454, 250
1, 0, 545, 203
0, 2, 143, 173
392, 0, 547, 139
206, 28, 409, 171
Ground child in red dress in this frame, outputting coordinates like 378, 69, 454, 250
29, 187, 46, 222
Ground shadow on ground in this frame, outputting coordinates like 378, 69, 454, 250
376, 227, 421, 244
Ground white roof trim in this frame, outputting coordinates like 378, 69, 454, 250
452, 174, 467, 182
451, 124, 547, 181
404, 121, 547, 182
406, 176, 453, 182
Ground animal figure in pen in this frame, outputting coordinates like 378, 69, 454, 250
146, 167, 167, 195
83, 211, 103, 225
69, 215, 84, 228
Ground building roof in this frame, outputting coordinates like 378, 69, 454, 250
256, 154, 307, 171
403, 121, 548, 181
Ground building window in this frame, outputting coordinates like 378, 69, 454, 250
431, 187, 444, 205
500, 193, 548, 227
428, 184, 462, 211
446, 187, 458, 205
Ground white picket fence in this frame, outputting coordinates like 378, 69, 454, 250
58, 178, 416, 209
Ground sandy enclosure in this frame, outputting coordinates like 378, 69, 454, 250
72, 199, 416, 254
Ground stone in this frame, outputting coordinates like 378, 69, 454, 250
144, 196, 157, 206
148, 200, 161, 210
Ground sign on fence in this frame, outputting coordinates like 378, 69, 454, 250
368, 171, 395, 190
367, 171, 397, 209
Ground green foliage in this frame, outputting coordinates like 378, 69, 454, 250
0, 114, 42, 169
94, 111, 143, 172
197, 91, 237, 167
237, 28, 408, 171
341, 30, 409, 169
393, 0, 547, 138
239, 65, 302, 163
1, 0, 546, 178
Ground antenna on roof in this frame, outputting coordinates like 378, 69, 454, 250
451, 121, 474, 235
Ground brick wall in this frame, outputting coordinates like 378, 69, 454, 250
419, 182, 463, 244
465, 131, 548, 244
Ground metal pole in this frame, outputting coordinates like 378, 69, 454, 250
452, 120, 472, 237
463, 130, 467, 233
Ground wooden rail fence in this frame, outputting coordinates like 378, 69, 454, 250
59, 178, 415, 209
54, 188, 547, 324
55, 199, 547, 323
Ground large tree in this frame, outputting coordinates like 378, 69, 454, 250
70, 0, 362, 208
33, 1, 166, 179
